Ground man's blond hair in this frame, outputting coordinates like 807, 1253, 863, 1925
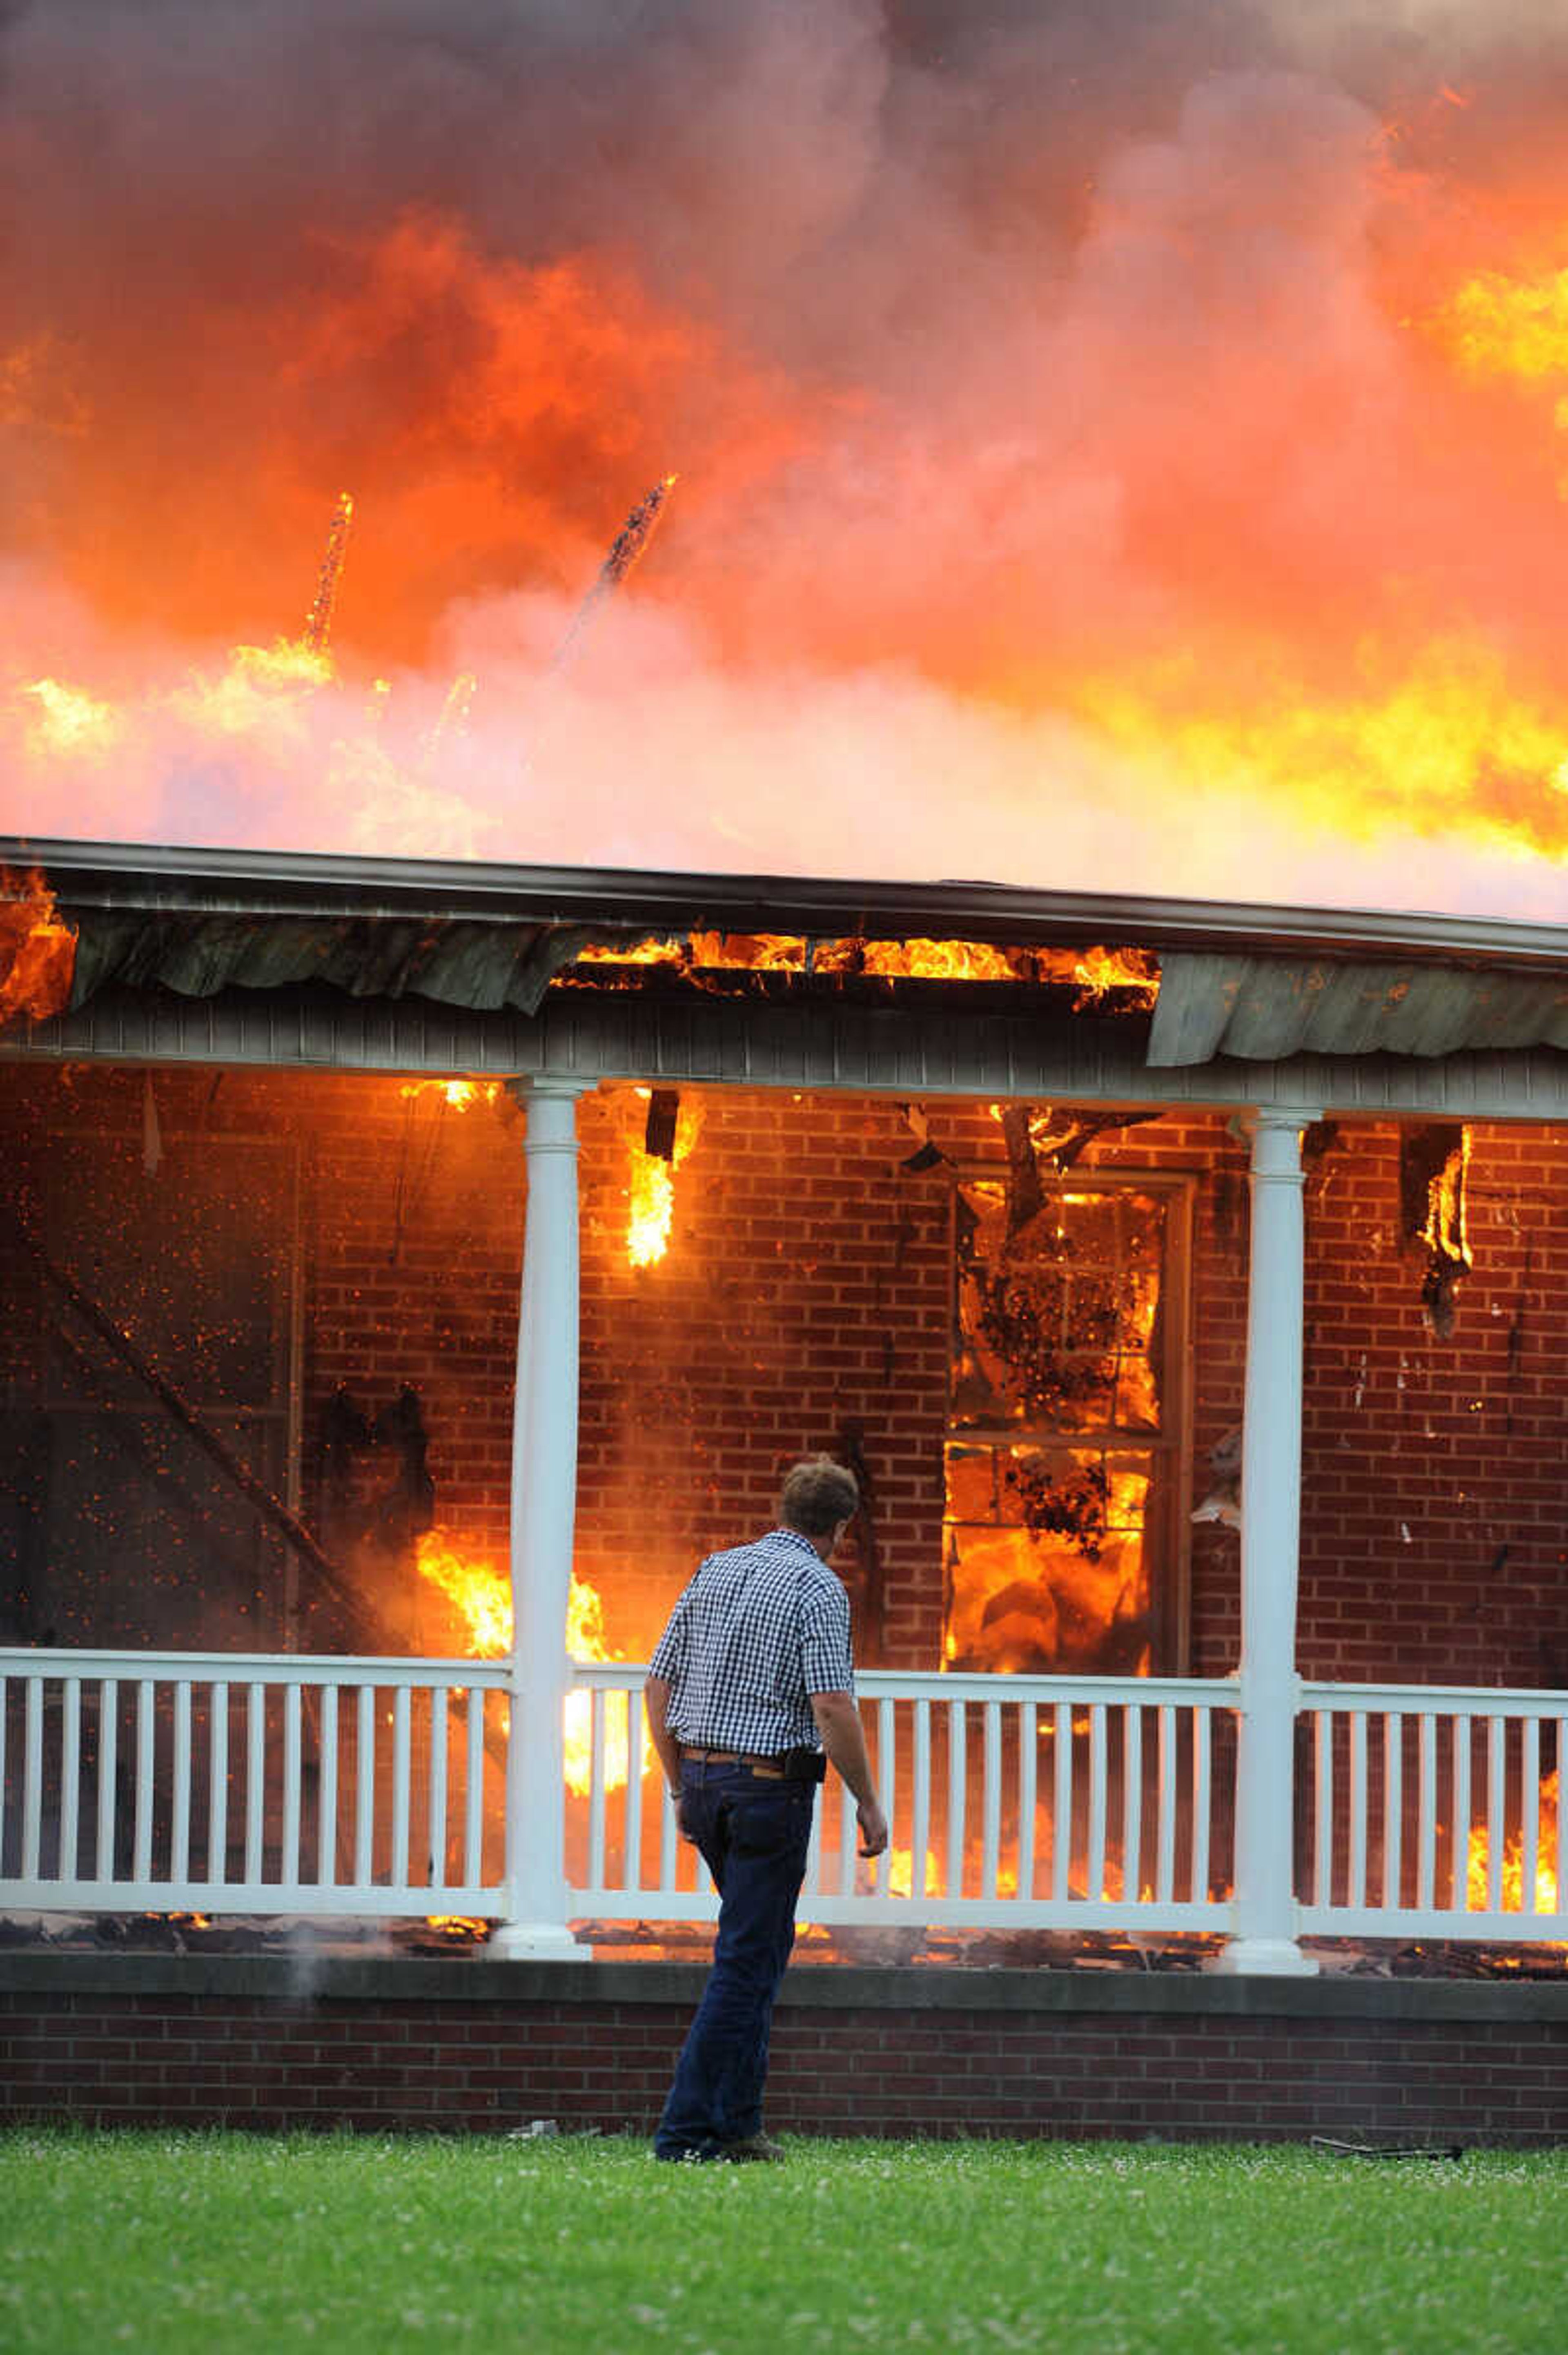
780, 1456, 858, 1538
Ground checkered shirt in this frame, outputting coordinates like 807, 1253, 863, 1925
648, 1526, 855, 1754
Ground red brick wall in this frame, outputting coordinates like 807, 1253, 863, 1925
3, 1062, 1568, 1692
6, 1969, 1568, 2146
1298, 1120, 1568, 1688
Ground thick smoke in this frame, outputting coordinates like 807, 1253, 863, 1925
6, 1, 1568, 912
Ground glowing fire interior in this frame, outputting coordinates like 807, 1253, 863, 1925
944, 1180, 1165, 1677
577, 934, 1159, 1005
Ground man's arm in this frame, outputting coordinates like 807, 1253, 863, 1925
644, 1674, 684, 1800
810, 1691, 889, 1857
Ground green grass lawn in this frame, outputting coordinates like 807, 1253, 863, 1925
3, 2130, 1566, 2353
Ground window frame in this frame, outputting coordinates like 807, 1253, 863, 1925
944, 1161, 1197, 1674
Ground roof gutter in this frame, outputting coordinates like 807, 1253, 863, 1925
10, 834, 1568, 972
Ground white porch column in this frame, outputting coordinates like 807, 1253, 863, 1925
490, 1077, 590, 1961
1213, 1105, 1321, 1977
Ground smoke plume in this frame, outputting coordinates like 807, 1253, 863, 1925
7, 2, 1568, 913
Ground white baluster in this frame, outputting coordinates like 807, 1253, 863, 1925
1053, 1702, 1072, 1902
22, 1676, 42, 1883
390, 1685, 411, 1892
171, 1680, 192, 1887
1349, 1712, 1368, 1908
1017, 1702, 1037, 1905
587, 1688, 607, 1895
1087, 1704, 1107, 1902
1452, 1712, 1471, 1912
318, 1687, 339, 1888
1313, 1711, 1334, 1909
283, 1684, 303, 1894
61, 1679, 82, 1885
1383, 1712, 1403, 1910
1191, 1707, 1212, 1904
981, 1701, 1001, 1900
1155, 1705, 1175, 1907
876, 1696, 896, 1900
946, 1699, 967, 1901
134, 1680, 155, 1886
1522, 1716, 1541, 1917
463, 1689, 484, 1890
207, 1683, 227, 1887
355, 1685, 375, 1889
910, 1700, 931, 1904
1487, 1716, 1505, 1914
1417, 1714, 1437, 1914
428, 1687, 448, 1892
1123, 1706, 1143, 1907
245, 1683, 265, 1888
623, 1690, 643, 1897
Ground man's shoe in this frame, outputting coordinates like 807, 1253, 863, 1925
717, 2133, 785, 2163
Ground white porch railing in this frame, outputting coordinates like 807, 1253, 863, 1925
1298, 1682, 1568, 1942
6, 1652, 1564, 1952
570, 1667, 1239, 1934
0, 1651, 510, 1916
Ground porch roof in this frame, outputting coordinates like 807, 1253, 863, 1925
9, 835, 1568, 1105
16, 833, 1568, 968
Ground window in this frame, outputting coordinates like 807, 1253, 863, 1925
943, 1170, 1192, 1675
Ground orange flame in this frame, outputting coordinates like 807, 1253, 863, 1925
625, 1086, 704, 1269
398, 1078, 502, 1110
1466, 1768, 1561, 1920
20, 677, 122, 761
0, 868, 77, 1026
413, 1529, 648, 1795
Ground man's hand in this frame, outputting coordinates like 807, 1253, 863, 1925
811, 1690, 889, 1858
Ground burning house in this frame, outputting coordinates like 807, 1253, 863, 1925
4, 839, 1568, 2150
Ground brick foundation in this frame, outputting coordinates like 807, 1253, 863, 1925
4, 1956, 1568, 2146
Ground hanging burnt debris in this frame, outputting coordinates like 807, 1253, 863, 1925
1399, 1123, 1474, 1339
1006, 1452, 1111, 1560
317, 1385, 436, 1613
642, 1087, 681, 1162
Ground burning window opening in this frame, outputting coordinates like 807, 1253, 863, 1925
0, 868, 77, 1027
944, 1173, 1179, 1675
572, 933, 1159, 1004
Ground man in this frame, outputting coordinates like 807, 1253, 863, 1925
645, 1456, 889, 2163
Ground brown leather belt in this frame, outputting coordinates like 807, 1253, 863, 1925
678, 1744, 787, 1778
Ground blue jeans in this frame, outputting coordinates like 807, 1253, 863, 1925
654, 1761, 816, 2158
